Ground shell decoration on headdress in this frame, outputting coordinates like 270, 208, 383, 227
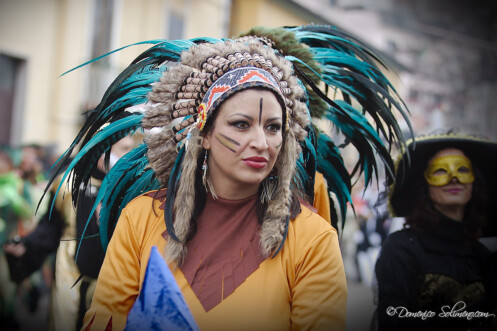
42, 25, 411, 266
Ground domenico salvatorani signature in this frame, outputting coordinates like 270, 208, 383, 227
386, 301, 496, 321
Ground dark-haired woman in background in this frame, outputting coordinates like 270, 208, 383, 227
375, 133, 497, 330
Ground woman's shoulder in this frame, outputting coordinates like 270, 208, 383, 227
382, 228, 418, 248
124, 188, 167, 210
280, 205, 340, 265
378, 228, 424, 263
119, 189, 167, 227
118, 189, 167, 235
289, 204, 337, 240
376, 229, 425, 275
384, 227, 414, 240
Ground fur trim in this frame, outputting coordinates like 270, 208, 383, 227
165, 131, 203, 265
144, 64, 197, 186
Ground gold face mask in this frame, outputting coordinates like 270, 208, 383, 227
424, 154, 474, 186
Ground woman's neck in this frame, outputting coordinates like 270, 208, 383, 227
210, 178, 260, 200
433, 204, 465, 222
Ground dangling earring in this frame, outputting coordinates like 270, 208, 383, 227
261, 174, 278, 204
202, 149, 208, 186
202, 150, 217, 199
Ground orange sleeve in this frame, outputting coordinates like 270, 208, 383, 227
82, 207, 141, 331
290, 223, 347, 331
313, 172, 332, 224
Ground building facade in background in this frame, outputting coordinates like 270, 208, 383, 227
2, 0, 495, 152
0, 0, 327, 154
295, 0, 497, 140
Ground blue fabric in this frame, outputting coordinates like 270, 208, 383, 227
125, 246, 199, 331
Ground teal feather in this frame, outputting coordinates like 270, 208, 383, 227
316, 133, 352, 229
41, 62, 163, 206
295, 125, 318, 201
98, 148, 157, 250
75, 144, 150, 256
61, 39, 196, 76
50, 115, 143, 216
119, 169, 160, 215
285, 26, 410, 190
71, 114, 143, 201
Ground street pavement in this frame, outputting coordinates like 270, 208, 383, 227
347, 280, 377, 331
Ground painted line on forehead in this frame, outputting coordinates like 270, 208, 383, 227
259, 98, 263, 126
215, 133, 239, 153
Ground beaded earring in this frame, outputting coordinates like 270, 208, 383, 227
201, 150, 217, 198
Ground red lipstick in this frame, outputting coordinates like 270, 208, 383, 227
243, 156, 268, 169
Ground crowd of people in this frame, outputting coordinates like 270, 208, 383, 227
0, 144, 54, 330
1, 24, 496, 331
1, 138, 136, 331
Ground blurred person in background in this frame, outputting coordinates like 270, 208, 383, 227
375, 132, 497, 330
17, 144, 50, 230
4, 136, 135, 331
8, 144, 54, 331
18, 144, 46, 186
0, 148, 33, 245
0, 148, 33, 330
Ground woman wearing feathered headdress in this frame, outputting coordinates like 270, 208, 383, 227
44, 26, 410, 330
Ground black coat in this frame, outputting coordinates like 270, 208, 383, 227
375, 215, 497, 330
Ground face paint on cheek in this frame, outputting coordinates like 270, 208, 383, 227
215, 133, 240, 153
275, 141, 282, 149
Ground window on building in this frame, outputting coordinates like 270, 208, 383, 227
0, 54, 25, 146
87, 0, 115, 110
168, 11, 185, 40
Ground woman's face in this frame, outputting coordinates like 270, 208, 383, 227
427, 148, 473, 210
202, 89, 283, 198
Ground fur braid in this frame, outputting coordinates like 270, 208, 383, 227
165, 131, 203, 266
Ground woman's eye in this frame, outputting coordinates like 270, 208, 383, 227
458, 166, 470, 173
266, 123, 282, 133
433, 168, 447, 176
230, 121, 249, 130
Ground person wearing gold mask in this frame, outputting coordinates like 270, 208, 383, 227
375, 133, 497, 331
424, 150, 475, 222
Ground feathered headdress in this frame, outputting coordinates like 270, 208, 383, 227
43, 25, 410, 266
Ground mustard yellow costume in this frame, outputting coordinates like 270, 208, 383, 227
313, 172, 331, 224
83, 192, 346, 331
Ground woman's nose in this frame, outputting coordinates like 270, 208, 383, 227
450, 176, 460, 183
249, 127, 269, 150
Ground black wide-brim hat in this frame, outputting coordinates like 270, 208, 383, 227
389, 133, 497, 237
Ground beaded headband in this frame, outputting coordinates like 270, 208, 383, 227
196, 66, 288, 131
159, 45, 301, 147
